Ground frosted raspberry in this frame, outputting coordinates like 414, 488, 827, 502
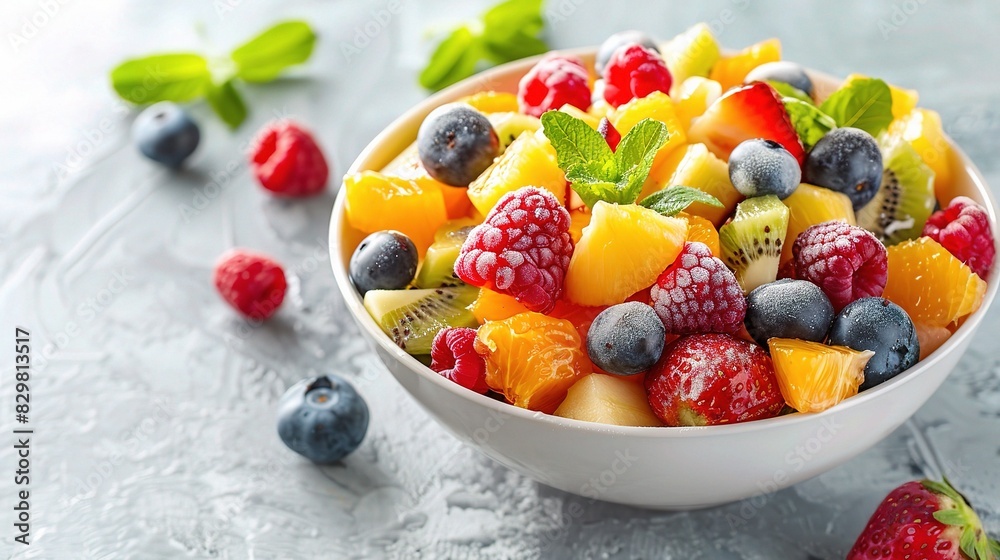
602, 43, 672, 108
454, 187, 573, 313
250, 120, 329, 197
793, 221, 887, 312
213, 249, 287, 320
651, 242, 747, 334
517, 54, 592, 118
922, 196, 995, 279
431, 327, 488, 394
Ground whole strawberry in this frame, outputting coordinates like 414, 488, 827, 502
213, 249, 287, 320
644, 333, 784, 426
250, 120, 329, 197
848, 479, 999, 560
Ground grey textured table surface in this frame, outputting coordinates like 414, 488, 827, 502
2, 0, 999, 558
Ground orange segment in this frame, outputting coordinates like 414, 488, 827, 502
768, 338, 873, 413
679, 211, 720, 257
467, 129, 566, 216
475, 312, 590, 413
710, 38, 781, 91
471, 288, 530, 324
343, 171, 448, 253
781, 184, 856, 265
564, 202, 687, 306
379, 142, 473, 219
883, 237, 988, 328
915, 322, 952, 361
461, 91, 519, 113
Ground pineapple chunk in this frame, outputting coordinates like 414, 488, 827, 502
467, 129, 566, 216
781, 184, 856, 265
663, 143, 743, 226
555, 374, 663, 427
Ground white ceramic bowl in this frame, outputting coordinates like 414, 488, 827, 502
329, 49, 1000, 509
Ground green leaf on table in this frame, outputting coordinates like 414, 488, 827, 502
783, 97, 837, 149
542, 113, 669, 207
639, 186, 723, 217
110, 53, 211, 103
480, 0, 548, 62
819, 77, 893, 136
768, 80, 812, 104
419, 0, 549, 91
231, 20, 316, 83
206, 79, 248, 129
419, 26, 482, 91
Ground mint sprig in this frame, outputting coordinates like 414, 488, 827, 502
819, 77, 893, 137
420, 0, 548, 92
639, 186, 723, 217
109, 20, 316, 129
541, 111, 669, 208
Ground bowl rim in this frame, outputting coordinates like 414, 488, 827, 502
329, 47, 1000, 439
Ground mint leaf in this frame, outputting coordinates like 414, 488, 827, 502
768, 80, 812, 104
819, 77, 893, 136
540, 111, 613, 171
566, 161, 622, 207
231, 20, 316, 83
615, 119, 669, 203
419, 26, 482, 91
783, 98, 837, 149
420, 0, 549, 91
640, 186, 723, 217
206, 79, 248, 129
110, 53, 210, 103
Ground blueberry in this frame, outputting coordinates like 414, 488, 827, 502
728, 139, 802, 199
745, 279, 835, 348
745, 61, 814, 97
350, 231, 418, 295
596, 30, 659, 75
586, 302, 665, 375
417, 104, 499, 187
132, 101, 200, 167
827, 297, 919, 391
804, 127, 883, 210
276, 375, 369, 464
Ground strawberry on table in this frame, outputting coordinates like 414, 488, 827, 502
848, 479, 999, 560
688, 81, 806, 166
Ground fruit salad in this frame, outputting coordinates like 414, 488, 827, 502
343, 24, 995, 428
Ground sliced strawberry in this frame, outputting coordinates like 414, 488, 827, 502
687, 81, 806, 166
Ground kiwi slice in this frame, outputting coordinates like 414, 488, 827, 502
719, 195, 790, 293
488, 112, 541, 152
856, 136, 935, 246
363, 285, 478, 355
414, 219, 479, 288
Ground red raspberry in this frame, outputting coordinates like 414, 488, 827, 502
431, 327, 488, 394
793, 221, 887, 312
517, 54, 592, 118
650, 242, 746, 334
250, 120, 329, 197
213, 250, 287, 320
454, 187, 573, 313
597, 117, 621, 151
602, 43, 672, 108
922, 196, 995, 279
